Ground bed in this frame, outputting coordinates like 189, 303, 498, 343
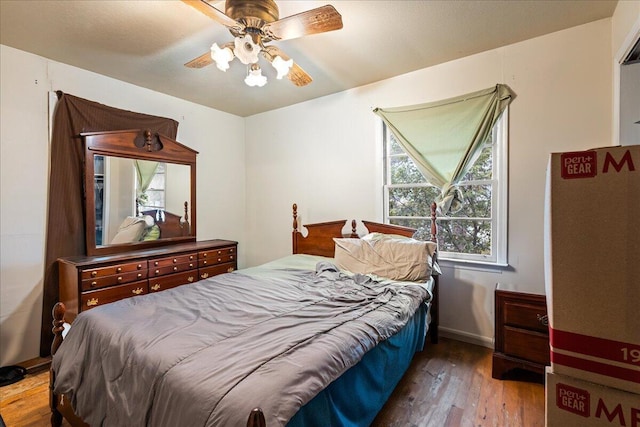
50, 203, 439, 427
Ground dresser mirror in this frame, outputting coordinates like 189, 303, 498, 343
83, 129, 197, 256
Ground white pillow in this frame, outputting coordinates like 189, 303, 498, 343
110, 216, 146, 244
334, 234, 436, 281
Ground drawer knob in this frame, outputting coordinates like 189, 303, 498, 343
91, 271, 97, 277
230, 256, 234, 260
230, 248, 234, 253
218, 251, 222, 255
173, 258, 178, 264
201, 273, 209, 279
116, 267, 122, 273
190, 255, 194, 260
188, 276, 194, 282
189, 263, 194, 268
137, 273, 142, 278
218, 258, 222, 262
137, 264, 142, 269
91, 281, 97, 287
155, 270, 160, 275
132, 288, 144, 295
155, 261, 159, 266
227, 267, 235, 273
173, 266, 178, 271
537, 314, 549, 326
117, 276, 123, 282
151, 284, 161, 291
87, 298, 98, 307
203, 260, 207, 265
203, 253, 207, 258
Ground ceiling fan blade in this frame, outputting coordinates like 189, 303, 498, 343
287, 63, 313, 87
262, 5, 343, 41
184, 51, 213, 68
181, 0, 245, 33
262, 46, 313, 87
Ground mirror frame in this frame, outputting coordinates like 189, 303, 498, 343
82, 129, 197, 256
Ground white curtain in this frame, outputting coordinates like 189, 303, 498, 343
374, 84, 514, 214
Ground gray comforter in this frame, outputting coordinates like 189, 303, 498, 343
53, 263, 429, 426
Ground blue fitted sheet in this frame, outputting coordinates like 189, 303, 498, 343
287, 303, 427, 427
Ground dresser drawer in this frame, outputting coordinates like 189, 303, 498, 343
503, 301, 548, 333
80, 261, 146, 280
149, 252, 197, 269
149, 270, 198, 292
503, 326, 550, 365
81, 269, 148, 291
81, 279, 148, 311
149, 261, 197, 277
199, 247, 235, 264
199, 262, 236, 280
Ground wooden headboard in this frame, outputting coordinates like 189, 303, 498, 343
291, 202, 440, 347
291, 202, 438, 257
141, 201, 190, 239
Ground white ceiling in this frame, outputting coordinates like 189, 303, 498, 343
0, 0, 618, 117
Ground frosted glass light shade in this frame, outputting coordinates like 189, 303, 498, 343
210, 43, 234, 71
272, 56, 293, 79
245, 65, 267, 87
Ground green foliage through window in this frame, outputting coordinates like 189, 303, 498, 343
384, 126, 501, 260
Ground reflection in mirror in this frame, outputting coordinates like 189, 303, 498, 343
94, 155, 191, 248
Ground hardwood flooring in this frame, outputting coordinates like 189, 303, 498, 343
0, 338, 544, 426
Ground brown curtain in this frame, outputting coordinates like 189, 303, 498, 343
40, 92, 178, 356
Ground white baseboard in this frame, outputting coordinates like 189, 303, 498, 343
439, 327, 494, 349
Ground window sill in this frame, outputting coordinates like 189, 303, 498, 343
437, 257, 510, 272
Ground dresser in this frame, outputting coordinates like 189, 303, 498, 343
58, 239, 237, 322
492, 283, 550, 380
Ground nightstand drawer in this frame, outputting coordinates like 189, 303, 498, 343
503, 326, 550, 365
503, 301, 548, 333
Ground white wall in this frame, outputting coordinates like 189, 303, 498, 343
245, 19, 613, 347
1, 10, 632, 364
0, 45, 246, 366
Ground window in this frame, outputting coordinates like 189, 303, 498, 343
383, 112, 508, 265
136, 162, 166, 212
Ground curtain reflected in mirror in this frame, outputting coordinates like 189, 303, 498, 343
93, 155, 191, 248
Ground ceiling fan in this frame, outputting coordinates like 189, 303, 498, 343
182, 0, 343, 87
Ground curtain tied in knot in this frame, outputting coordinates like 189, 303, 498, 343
436, 184, 464, 215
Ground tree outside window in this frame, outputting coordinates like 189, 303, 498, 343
384, 116, 507, 264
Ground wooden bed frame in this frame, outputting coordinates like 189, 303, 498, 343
50, 203, 439, 427
140, 201, 191, 239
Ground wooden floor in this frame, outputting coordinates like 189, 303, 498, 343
0, 338, 544, 427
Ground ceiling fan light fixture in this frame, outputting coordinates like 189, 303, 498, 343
245, 63, 267, 87
271, 55, 293, 79
210, 43, 234, 71
234, 34, 261, 65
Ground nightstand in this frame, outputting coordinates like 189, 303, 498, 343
492, 283, 550, 380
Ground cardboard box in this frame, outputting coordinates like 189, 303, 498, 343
545, 368, 639, 427
544, 145, 640, 394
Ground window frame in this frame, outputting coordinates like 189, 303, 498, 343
382, 110, 508, 266
135, 162, 167, 212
